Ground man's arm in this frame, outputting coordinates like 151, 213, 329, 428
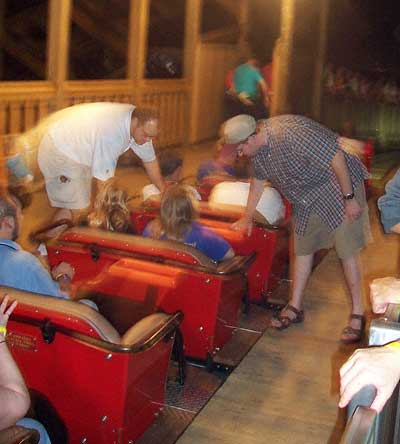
0, 295, 30, 429
338, 137, 365, 158
231, 177, 265, 236
143, 159, 165, 193
331, 150, 362, 221
258, 78, 270, 108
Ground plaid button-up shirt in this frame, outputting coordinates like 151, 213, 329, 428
252, 115, 369, 236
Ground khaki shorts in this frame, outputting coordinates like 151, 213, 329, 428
38, 133, 92, 209
294, 184, 371, 259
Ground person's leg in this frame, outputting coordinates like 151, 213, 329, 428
340, 252, 365, 341
270, 253, 314, 328
336, 183, 369, 342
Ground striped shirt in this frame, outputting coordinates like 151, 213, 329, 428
252, 115, 369, 236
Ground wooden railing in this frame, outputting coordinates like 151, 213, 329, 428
0, 82, 56, 136
0, 79, 189, 153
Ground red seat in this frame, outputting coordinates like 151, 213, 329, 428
131, 203, 290, 303
3, 286, 180, 444
46, 227, 252, 360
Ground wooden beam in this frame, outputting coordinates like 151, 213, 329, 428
201, 25, 240, 44
183, 0, 202, 81
1, 35, 46, 78
271, 0, 295, 115
47, 0, 72, 109
127, 0, 150, 82
238, 0, 250, 58
312, 0, 330, 119
0, 0, 5, 79
184, 0, 202, 143
71, 5, 125, 58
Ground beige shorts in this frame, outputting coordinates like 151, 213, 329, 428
38, 134, 92, 209
294, 184, 371, 259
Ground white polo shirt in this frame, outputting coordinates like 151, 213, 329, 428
47, 102, 156, 181
209, 181, 285, 225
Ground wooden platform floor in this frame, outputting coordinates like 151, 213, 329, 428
177, 200, 400, 444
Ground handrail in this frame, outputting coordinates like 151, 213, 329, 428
340, 385, 377, 444
340, 406, 377, 444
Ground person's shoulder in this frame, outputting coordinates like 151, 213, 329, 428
5, 248, 46, 282
16, 249, 45, 269
142, 184, 160, 200
191, 222, 217, 239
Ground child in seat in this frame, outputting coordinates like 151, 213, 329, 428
143, 184, 234, 262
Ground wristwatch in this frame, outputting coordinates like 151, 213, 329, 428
343, 192, 355, 200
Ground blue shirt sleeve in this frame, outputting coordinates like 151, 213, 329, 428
18, 252, 67, 298
142, 222, 151, 237
184, 222, 232, 262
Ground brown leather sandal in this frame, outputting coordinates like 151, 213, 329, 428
272, 304, 304, 331
340, 314, 366, 344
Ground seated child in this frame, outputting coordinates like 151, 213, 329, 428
196, 122, 253, 182
88, 180, 135, 233
142, 149, 201, 201
143, 184, 234, 262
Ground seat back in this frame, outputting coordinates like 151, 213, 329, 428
2, 286, 120, 343
131, 204, 290, 302
3, 286, 182, 444
57, 226, 217, 270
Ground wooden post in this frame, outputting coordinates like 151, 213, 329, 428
47, 0, 72, 110
184, 0, 202, 143
238, 0, 250, 59
271, 0, 295, 116
0, 0, 5, 80
127, 0, 150, 87
184, 0, 202, 80
312, 0, 330, 119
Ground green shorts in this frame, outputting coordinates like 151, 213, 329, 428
294, 184, 371, 259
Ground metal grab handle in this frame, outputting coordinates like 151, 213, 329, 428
347, 385, 377, 419
339, 385, 378, 444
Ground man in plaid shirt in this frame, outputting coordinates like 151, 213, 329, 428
225, 114, 370, 343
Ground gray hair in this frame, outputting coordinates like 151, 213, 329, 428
0, 194, 17, 224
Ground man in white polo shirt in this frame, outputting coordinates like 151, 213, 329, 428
36, 102, 164, 223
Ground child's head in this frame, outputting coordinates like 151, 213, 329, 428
89, 180, 131, 232
159, 150, 183, 182
160, 184, 197, 240
108, 207, 130, 233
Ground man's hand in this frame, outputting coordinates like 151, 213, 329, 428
370, 277, 400, 313
345, 199, 362, 222
231, 216, 253, 236
51, 262, 75, 281
338, 137, 366, 159
339, 346, 400, 412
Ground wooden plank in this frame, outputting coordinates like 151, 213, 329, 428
127, 0, 150, 81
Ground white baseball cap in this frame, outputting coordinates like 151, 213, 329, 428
223, 115, 257, 144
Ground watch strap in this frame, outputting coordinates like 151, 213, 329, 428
343, 192, 355, 200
